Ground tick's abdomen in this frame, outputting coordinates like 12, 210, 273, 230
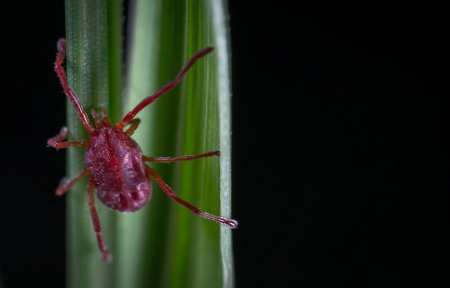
85, 127, 151, 212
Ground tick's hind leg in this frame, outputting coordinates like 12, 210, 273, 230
47, 127, 86, 150
143, 151, 219, 164
146, 166, 238, 228
87, 179, 112, 262
55, 169, 89, 196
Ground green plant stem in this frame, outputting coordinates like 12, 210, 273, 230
65, 1, 122, 287
64, 0, 233, 287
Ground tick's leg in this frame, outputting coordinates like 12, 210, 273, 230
116, 47, 214, 129
47, 127, 86, 150
55, 169, 89, 196
124, 118, 141, 136
146, 166, 238, 228
55, 39, 95, 134
143, 151, 219, 163
87, 179, 112, 263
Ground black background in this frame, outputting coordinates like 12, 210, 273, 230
2, 1, 449, 287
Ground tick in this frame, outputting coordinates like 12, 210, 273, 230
48, 38, 238, 262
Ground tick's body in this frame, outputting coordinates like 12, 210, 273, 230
48, 39, 238, 262
86, 126, 150, 212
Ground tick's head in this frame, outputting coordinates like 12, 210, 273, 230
91, 108, 111, 128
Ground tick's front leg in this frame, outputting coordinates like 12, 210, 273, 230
55, 39, 95, 134
116, 47, 214, 129
47, 127, 86, 150
143, 151, 219, 163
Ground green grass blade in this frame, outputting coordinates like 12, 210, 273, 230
123, 0, 234, 288
64, 0, 122, 287
64, 0, 233, 287
210, 2, 235, 288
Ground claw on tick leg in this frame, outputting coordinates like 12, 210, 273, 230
102, 250, 112, 263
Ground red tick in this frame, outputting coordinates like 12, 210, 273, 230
48, 38, 238, 262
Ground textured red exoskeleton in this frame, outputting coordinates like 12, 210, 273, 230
48, 38, 238, 262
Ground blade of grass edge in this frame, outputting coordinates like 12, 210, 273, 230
210, 1, 235, 288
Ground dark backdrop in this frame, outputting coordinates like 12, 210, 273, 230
2, 1, 449, 287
